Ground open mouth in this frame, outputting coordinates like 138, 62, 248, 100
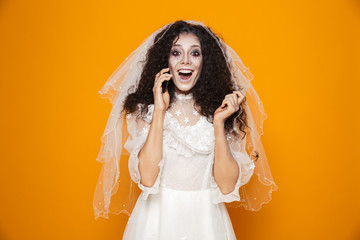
178, 69, 193, 81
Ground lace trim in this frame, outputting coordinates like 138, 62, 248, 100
174, 92, 194, 101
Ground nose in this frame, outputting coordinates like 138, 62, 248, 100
181, 53, 191, 65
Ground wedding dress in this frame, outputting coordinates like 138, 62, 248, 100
122, 92, 255, 240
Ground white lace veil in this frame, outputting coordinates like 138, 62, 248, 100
93, 20, 278, 220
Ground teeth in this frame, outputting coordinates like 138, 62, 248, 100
179, 70, 192, 74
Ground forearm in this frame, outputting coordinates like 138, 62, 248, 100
138, 109, 165, 187
213, 121, 239, 195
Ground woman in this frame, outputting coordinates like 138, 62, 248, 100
93, 20, 278, 239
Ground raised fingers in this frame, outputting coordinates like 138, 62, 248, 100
224, 91, 245, 110
222, 98, 236, 112
155, 68, 170, 79
233, 90, 245, 105
154, 68, 172, 91
224, 95, 236, 109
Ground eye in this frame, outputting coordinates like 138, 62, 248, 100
192, 51, 201, 56
171, 50, 180, 56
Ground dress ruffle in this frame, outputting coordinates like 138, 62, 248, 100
145, 104, 216, 157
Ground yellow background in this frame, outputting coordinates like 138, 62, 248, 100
1, 0, 359, 239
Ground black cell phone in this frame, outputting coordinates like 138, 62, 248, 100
161, 80, 169, 93
161, 68, 172, 93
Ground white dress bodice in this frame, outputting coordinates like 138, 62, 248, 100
123, 92, 255, 203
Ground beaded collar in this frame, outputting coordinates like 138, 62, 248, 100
174, 92, 194, 101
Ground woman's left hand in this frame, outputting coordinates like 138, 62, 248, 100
214, 91, 245, 125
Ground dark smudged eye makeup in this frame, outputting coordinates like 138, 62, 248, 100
171, 50, 180, 56
171, 49, 201, 57
192, 51, 201, 56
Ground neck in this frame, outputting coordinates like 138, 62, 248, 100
174, 87, 192, 95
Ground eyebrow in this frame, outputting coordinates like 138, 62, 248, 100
172, 44, 200, 48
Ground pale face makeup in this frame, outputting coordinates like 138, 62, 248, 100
168, 33, 203, 94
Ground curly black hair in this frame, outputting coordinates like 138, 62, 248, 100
122, 20, 248, 139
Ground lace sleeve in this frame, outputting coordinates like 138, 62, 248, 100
123, 104, 164, 200
212, 131, 255, 204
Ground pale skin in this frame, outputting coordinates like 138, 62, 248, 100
137, 33, 245, 195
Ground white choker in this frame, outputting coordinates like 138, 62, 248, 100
174, 92, 194, 101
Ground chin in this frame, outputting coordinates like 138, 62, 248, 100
172, 73, 200, 93
173, 83, 194, 93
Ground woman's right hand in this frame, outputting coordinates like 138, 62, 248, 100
153, 68, 172, 112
